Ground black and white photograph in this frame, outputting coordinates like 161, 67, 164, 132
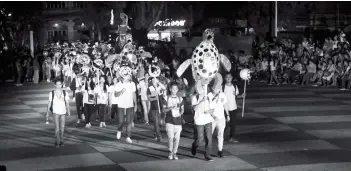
0, 1, 351, 171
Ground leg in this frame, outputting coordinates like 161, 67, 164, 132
59, 114, 66, 144
217, 118, 226, 152
151, 110, 161, 138
173, 125, 182, 154
75, 93, 83, 120
54, 114, 60, 144
117, 108, 125, 131
192, 125, 205, 155
204, 122, 213, 158
229, 110, 237, 139
141, 100, 149, 123
166, 123, 174, 153
126, 107, 134, 138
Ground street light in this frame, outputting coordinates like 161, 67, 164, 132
81, 23, 84, 27
54, 23, 59, 27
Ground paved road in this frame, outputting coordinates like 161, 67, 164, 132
1, 82, 351, 171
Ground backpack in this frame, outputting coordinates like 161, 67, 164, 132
50, 90, 67, 113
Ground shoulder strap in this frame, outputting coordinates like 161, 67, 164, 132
51, 90, 54, 101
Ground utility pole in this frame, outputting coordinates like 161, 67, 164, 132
274, 1, 278, 37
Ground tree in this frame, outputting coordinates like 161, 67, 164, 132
125, 2, 165, 46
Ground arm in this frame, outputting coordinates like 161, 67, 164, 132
179, 99, 184, 115
133, 91, 137, 112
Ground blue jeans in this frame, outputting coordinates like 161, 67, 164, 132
151, 110, 161, 138
117, 107, 134, 137
192, 122, 213, 158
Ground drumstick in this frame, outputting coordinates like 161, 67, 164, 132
242, 80, 247, 117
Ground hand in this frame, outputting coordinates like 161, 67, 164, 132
67, 112, 71, 116
241, 93, 246, 98
226, 116, 230, 122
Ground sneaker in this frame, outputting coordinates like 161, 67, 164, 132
54, 142, 59, 148
59, 141, 64, 147
229, 138, 239, 143
77, 119, 81, 124
99, 122, 103, 128
168, 152, 173, 160
157, 136, 162, 143
116, 131, 121, 139
103, 122, 107, 127
126, 137, 132, 143
205, 156, 214, 162
340, 88, 346, 91
173, 153, 178, 160
218, 151, 224, 158
132, 122, 135, 127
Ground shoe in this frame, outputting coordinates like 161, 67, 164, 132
218, 151, 223, 158
59, 141, 64, 147
126, 137, 132, 143
205, 156, 214, 161
157, 136, 162, 143
103, 122, 107, 127
191, 145, 196, 156
99, 122, 103, 128
144, 122, 149, 125
168, 152, 173, 160
54, 142, 59, 148
132, 122, 135, 127
340, 88, 346, 91
85, 123, 91, 128
229, 138, 239, 143
116, 131, 121, 139
77, 119, 80, 124
173, 153, 178, 160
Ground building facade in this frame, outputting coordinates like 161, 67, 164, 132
39, 1, 126, 45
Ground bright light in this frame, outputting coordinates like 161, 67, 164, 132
81, 23, 84, 26
154, 19, 186, 27
110, 9, 114, 25
54, 23, 59, 27
8, 13, 11, 17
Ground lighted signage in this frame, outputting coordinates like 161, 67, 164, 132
154, 19, 186, 27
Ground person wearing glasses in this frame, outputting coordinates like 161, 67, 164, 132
46, 78, 71, 148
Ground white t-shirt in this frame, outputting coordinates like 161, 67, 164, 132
261, 61, 268, 71
137, 79, 148, 101
208, 92, 227, 119
108, 84, 120, 105
94, 85, 109, 105
115, 82, 136, 108
270, 61, 276, 71
49, 90, 70, 115
164, 95, 182, 118
224, 84, 239, 111
191, 94, 213, 125
83, 89, 95, 105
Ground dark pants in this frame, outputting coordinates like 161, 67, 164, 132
229, 110, 237, 139
98, 104, 107, 122
75, 92, 83, 119
341, 76, 349, 89
192, 122, 213, 158
302, 73, 314, 85
117, 107, 134, 137
111, 104, 118, 119
151, 110, 161, 138
84, 103, 95, 124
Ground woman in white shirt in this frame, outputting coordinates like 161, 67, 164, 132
137, 73, 150, 125
269, 58, 280, 85
109, 77, 120, 124
95, 76, 109, 127
83, 79, 96, 128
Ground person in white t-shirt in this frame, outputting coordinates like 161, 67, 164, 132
115, 76, 137, 143
83, 79, 96, 128
191, 86, 215, 162
223, 73, 245, 143
46, 78, 70, 148
208, 86, 229, 158
137, 73, 150, 125
94, 76, 109, 128
269, 58, 280, 85
109, 77, 120, 124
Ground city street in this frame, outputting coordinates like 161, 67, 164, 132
1, 82, 351, 171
